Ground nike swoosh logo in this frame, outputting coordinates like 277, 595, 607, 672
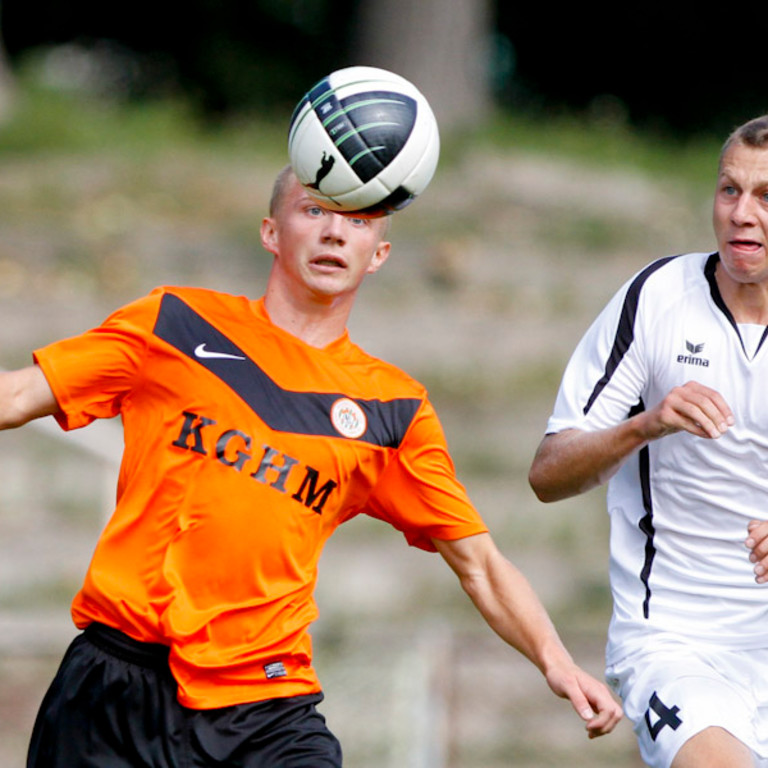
194, 343, 246, 361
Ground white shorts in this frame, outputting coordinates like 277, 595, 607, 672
605, 637, 768, 768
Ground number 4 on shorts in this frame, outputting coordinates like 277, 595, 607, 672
645, 691, 683, 741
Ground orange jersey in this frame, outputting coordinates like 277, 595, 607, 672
33, 287, 487, 709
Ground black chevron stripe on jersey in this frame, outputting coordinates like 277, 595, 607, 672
583, 255, 681, 416
152, 293, 420, 448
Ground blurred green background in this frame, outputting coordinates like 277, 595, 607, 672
0, 3, 761, 767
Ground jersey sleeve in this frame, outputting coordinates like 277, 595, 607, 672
547, 275, 650, 435
365, 398, 488, 552
33, 291, 161, 431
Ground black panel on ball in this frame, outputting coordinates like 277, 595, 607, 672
356, 185, 415, 216
310, 89, 417, 183
339, 92, 416, 182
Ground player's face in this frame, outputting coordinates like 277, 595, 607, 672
261, 176, 390, 300
713, 143, 768, 286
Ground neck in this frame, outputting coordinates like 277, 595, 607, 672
715, 262, 768, 324
262, 280, 353, 348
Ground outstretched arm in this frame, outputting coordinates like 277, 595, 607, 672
529, 381, 734, 503
0, 365, 59, 429
433, 532, 622, 738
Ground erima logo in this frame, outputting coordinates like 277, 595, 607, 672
194, 343, 246, 361
676, 340, 709, 367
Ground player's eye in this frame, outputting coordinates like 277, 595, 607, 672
306, 205, 324, 217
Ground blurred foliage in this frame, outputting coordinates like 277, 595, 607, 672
4, 1, 767, 137
0, 59, 720, 197
3, 0, 361, 114
475, 112, 722, 192
0, 57, 288, 158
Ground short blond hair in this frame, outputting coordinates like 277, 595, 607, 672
720, 115, 768, 165
267, 164, 392, 238
269, 164, 296, 218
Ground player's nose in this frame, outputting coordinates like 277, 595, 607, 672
320, 212, 348, 243
732, 194, 758, 226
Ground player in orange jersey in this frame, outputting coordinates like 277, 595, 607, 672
5, 166, 621, 767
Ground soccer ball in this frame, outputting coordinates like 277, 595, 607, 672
288, 66, 440, 216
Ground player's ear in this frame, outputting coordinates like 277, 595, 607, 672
367, 240, 391, 274
260, 217, 279, 256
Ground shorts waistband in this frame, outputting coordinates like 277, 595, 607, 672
84, 622, 171, 669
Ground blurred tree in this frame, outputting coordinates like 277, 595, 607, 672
351, 0, 492, 133
0, 6, 16, 122
1, 0, 359, 114
494, 8, 768, 137
2, 0, 494, 131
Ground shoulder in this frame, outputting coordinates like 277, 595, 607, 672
117, 286, 254, 332
343, 339, 429, 402
100, 286, 249, 320
602, 252, 712, 327
620, 252, 705, 295
627, 252, 711, 296
569, 252, 711, 367
148, 286, 251, 314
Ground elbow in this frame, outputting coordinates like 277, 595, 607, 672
528, 462, 560, 503
528, 432, 580, 503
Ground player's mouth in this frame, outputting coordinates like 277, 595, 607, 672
728, 238, 763, 253
311, 255, 347, 269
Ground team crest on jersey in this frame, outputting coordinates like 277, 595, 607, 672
330, 398, 367, 439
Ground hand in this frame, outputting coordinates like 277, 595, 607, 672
638, 381, 733, 441
545, 663, 623, 738
746, 520, 768, 584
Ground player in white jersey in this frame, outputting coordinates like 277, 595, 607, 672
529, 115, 768, 768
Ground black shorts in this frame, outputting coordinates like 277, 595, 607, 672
27, 623, 342, 768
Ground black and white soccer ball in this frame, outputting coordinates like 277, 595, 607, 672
288, 66, 440, 216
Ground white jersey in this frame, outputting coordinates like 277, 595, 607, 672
547, 252, 768, 664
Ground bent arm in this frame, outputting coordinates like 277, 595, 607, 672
0, 365, 59, 429
530, 381, 735, 503
433, 532, 622, 738
529, 422, 647, 503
